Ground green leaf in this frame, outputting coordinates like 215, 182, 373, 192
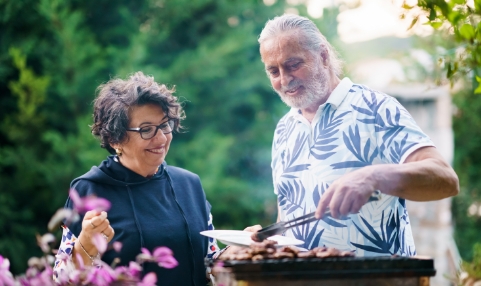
407, 16, 418, 30
429, 8, 437, 21
475, 76, 481, 94
429, 21, 443, 29
459, 23, 476, 40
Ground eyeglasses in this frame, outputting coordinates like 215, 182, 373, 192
127, 120, 174, 140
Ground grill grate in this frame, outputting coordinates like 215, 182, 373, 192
208, 256, 436, 280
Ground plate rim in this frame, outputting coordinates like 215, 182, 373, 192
200, 230, 304, 247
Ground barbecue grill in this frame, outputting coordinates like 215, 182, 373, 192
209, 256, 436, 286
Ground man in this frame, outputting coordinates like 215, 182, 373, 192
258, 14, 459, 256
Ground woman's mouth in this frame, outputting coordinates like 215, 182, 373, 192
147, 147, 164, 154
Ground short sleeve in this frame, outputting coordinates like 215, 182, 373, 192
375, 97, 434, 164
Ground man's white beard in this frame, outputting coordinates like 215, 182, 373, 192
275, 66, 329, 110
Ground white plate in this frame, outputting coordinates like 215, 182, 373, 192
200, 230, 304, 247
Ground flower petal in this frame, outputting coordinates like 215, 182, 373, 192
48, 209, 79, 231
158, 255, 178, 269
113, 241, 122, 252
83, 197, 111, 212
69, 189, 83, 210
140, 248, 151, 256
153, 246, 173, 258
140, 272, 157, 286
92, 233, 107, 254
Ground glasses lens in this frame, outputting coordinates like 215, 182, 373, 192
140, 126, 156, 139
162, 120, 174, 134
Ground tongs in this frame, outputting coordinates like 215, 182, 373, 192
254, 190, 382, 241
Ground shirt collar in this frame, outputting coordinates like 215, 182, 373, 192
286, 77, 353, 118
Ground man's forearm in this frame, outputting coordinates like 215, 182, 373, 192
371, 152, 459, 201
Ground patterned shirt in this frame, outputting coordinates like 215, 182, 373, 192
272, 78, 434, 256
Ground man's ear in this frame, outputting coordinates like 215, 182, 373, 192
320, 47, 329, 67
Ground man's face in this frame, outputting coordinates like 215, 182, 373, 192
260, 31, 329, 109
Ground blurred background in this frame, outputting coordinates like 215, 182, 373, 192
1, 0, 480, 284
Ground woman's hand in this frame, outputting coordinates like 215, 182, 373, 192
217, 225, 263, 259
80, 210, 114, 244
245, 225, 263, 242
73, 210, 115, 266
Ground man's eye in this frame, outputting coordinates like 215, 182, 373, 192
289, 63, 300, 69
269, 70, 279, 76
160, 123, 169, 129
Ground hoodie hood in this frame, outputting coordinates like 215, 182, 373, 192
72, 155, 166, 187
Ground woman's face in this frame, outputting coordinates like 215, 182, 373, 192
113, 104, 172, 177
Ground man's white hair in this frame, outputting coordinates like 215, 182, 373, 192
258, 14, 343, 77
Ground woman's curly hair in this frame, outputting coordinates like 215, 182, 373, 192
91, 71, 185, 154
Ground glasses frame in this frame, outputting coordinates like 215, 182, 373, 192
126, 119, 175, 140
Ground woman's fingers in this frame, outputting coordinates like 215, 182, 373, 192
83, 210, 102, 221
101, 226, 115, 242
244, 225, 262, 233
88, 211, 108, 229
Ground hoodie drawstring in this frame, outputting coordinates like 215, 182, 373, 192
126, 185, 145, 248
165, 169, 198, 286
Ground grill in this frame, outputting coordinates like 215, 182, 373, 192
209, 256, 436, 286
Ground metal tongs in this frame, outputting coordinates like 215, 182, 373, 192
254, 190, 382, 241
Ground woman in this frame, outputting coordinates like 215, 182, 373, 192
53, 72, 223, 285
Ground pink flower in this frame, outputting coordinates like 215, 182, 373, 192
48, 208, 79, 231
153, 247, 178, 269
138, 272, 157, 286
137, 247, 178, 269
92, 233, 108, 255
0, 256, 15, 286
113, 241, 123, 252
84, 264, 117, 286
128, 261, 142, 277
36, 233, 55, 254
68, 269, 82, 284
69, 188, 111, 214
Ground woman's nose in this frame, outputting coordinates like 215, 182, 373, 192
153, 129, 167, 142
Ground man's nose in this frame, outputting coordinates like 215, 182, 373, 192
280, 70, 293, 87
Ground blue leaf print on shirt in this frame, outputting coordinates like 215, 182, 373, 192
284, 131, 310, 173
312, 183, 348, 227
310, 105, 349, 160
352, 91, 387, 122
290, 210, 325, 249
330, 125, 378, 169
352, 92, 407, 159
389, 133, 417, 164
374, 106, 406, 157
351, 210, 400, 255
278, 178, 306, 215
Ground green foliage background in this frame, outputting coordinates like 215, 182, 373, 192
0, 0, 341, 274
409, 0, 481, 263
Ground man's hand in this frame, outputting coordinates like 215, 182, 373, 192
315, 146, 460, 219
315, 166, 377, 219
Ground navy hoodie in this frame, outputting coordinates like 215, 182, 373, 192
66, 156, 210, 286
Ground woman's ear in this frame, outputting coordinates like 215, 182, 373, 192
110, 143, 119, 150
